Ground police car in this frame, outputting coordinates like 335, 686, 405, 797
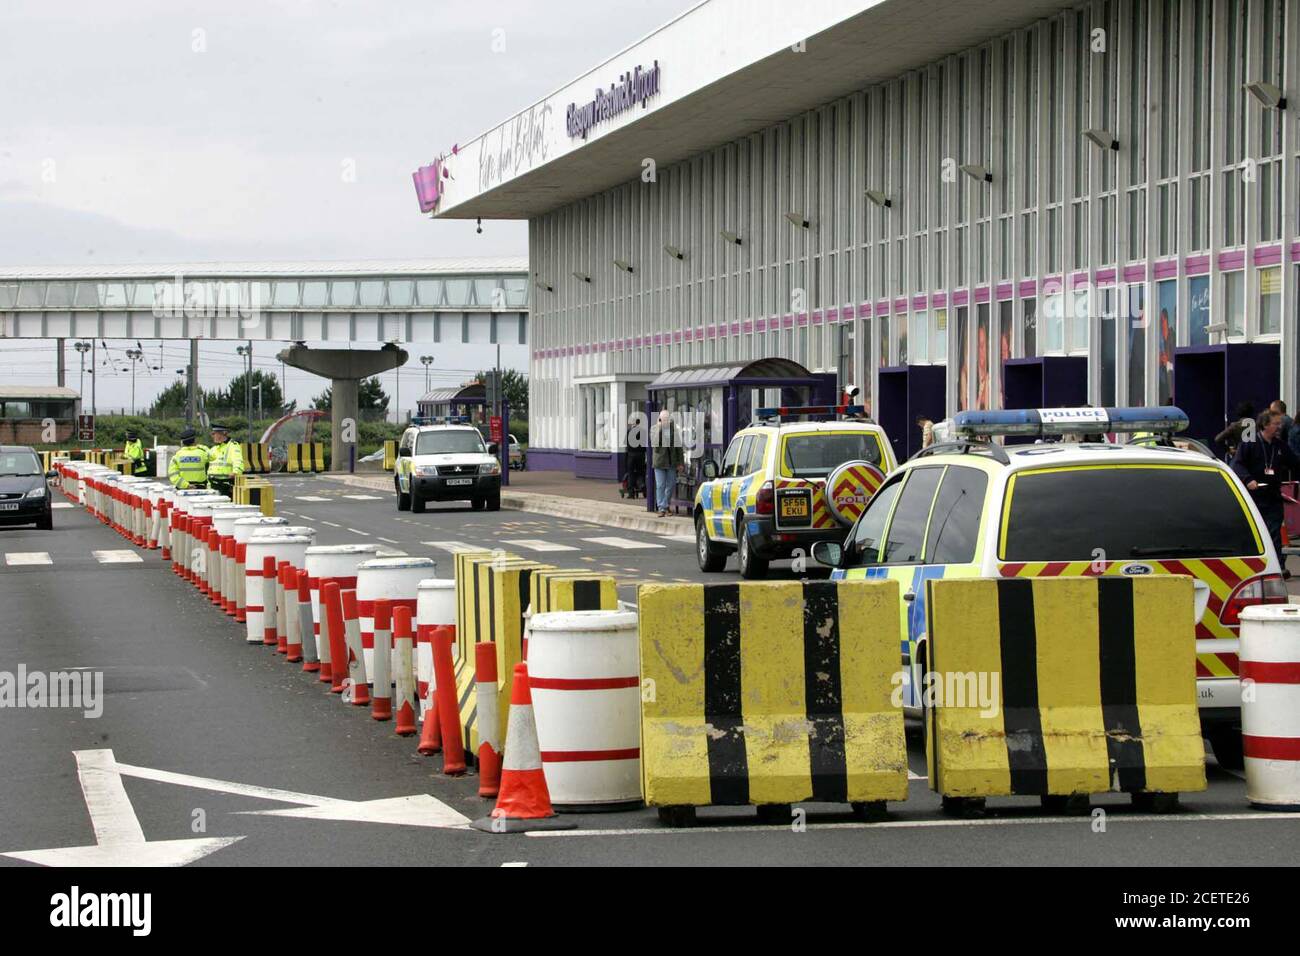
694, 404, 897, 578
394, 417, 502, 513
811, 406, 1284, 770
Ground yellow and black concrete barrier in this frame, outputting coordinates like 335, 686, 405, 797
924, 575, 1206, 813
639, 579, 907, 827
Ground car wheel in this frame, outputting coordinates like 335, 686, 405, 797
411, 493, 426, 514
695, 515, 726, 572
1207, 727, 1244, 771
471, 497, 485, 511
485, 492, 501, 511
36, 512, 52, 531
737, 519, 768, 579
396, 481, 411, 512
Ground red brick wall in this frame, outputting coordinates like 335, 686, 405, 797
0, 420, 75, 445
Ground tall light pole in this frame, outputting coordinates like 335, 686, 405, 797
421, 354, 434, 392
236, 342, 253, 442
74, 341, 91, 403
125, 347, 144, 415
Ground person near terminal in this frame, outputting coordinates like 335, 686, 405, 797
650, 408, 684, 517
122, 430, 149, 476
168, 426, 209, 490
1231, 408, 1298, 566
1216, 401, 1256, 461
205, 423, 244, 497
1271, 399, 1294, 444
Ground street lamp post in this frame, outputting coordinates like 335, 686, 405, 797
125, 347, 144, 415
420, 355, 434, 392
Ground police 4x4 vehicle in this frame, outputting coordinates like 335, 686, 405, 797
694, 404, 897, 578
394, 417, 502, 513
811, 406, 1284, 770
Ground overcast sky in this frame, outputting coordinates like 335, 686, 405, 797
0, 0, 695, 416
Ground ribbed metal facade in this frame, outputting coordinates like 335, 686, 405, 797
529, 0, 1300, 455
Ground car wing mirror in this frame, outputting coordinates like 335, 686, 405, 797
701, 459, 719, 480
811, 540, 843, 568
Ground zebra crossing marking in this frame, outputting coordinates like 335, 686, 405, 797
501, 539, 579, 553
92, 551, 143, 564
5, 552, 52, 566
580, 536, 665, 550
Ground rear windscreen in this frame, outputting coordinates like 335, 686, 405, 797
781, 432, 882, 477
1001, 466, 1262, 561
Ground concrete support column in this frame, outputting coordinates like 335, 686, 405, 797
277, 343, 407, 472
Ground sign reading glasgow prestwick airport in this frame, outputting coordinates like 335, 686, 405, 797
566, 60, 662, 140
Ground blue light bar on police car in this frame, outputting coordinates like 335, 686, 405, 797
410, 415, 471, 426
952, 406, 1189, 438
756, 404, 865, 419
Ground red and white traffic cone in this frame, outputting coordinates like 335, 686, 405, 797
341, 589, 370, 706
370, 599, 393, 721
475, 642, 502, 798
285, 567, 304, 663
433, 626, 465, 775
471, 663, 573, 833
392, 606, 417, 736
276, 561, 293, 654
262, 556, 279, 647
324, 582, 348, 693
297, 569, 318, 671
144, 499, 156, 549
160, 501, 172, 562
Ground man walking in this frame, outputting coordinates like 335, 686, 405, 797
1232, 408, 1299, 567
650, 409, 684, 517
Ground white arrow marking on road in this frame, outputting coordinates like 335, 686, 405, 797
0, 750, 242, 867
113, 761, 471, 829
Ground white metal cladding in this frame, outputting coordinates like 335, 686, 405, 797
0, 258, 530, 343
528, 0, 1300, 454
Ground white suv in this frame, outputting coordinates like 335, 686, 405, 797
395, 423, 502, 513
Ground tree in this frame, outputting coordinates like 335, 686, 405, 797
147, 379, 191, 416
312, 377, 389, 415
476, 368, 528, 417
217, 369, 292, 417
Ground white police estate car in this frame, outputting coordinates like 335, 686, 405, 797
394, 418, 502, 513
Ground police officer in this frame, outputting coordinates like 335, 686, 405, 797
169, 427, 209, 489
206, 423, 244, 497
123, 430, 149, 476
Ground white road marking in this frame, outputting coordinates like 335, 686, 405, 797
0, 749, 243, 867
113, 760, 469, 829
52, 502, 74, 510
5, 552, 52, 566
346, 528, 371, 536
93, 550, 143, 564
501, 861, 529, 867
342, 494, 382, 500
660, 534, 697, 543
297, 496, 331, 502
322, 521, 342, 528
376, 537, 400, 544
529, 809, 1300, 839
502, 538, 579, 552
581, 536, 665, 550
422, 540, 478, 553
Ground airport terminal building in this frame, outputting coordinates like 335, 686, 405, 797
432, 0, 1300, 478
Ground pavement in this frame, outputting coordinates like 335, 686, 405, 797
1, 475, 1298, 867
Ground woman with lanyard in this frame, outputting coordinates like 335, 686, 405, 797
1231, 409, 1299, 570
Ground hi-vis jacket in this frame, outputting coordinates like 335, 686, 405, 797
123, 439, 148, 475
169, 445, 209, 489
206, 440, 245, 479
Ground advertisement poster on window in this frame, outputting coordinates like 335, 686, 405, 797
879, 314, 890, 367
897, 313, 909, 365
998, 300, 1013, 408
1127, 285, 1146, 407
956, 306, 970, 411
976, 303, 991, 410
1022, 297, 1037, 358
1157, 280, 1176, 405
1188, 275, 1210, 347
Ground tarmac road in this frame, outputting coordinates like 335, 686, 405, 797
0, 476, 1296, 867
